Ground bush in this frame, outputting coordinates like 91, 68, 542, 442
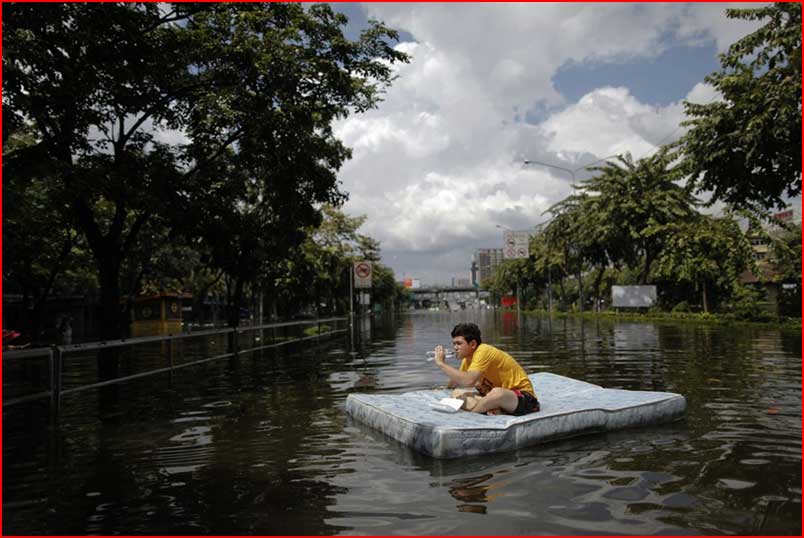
303, 324, 331, 336
672, 301, 690, 313
725, 285, 771, 321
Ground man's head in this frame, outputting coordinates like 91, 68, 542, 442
451, 323, 482, 359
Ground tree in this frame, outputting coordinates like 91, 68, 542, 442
653, 214, 754, 312
578, 150, 698, 284
3, 3, 408, 337
680, 3, 801, 211
544, 195, 589, 310
766, 223, 802, 318
2, 129, 98, 342
286, 205, 401, 317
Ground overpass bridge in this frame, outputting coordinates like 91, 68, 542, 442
406, 286, 490, 310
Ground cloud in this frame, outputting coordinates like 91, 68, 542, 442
333, 3, 768, 285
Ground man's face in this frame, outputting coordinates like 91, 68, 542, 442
452, 336, 476, 359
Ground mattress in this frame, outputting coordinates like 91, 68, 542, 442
345, 372, 686, 459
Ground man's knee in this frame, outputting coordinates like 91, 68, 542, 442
487, 387, 511, 399
484, 387, 518, 412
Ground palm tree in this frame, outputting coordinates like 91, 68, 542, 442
577, 149, 699, 284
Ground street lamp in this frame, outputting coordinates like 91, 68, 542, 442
522, 155, 620, 314
523, 154, 621, 187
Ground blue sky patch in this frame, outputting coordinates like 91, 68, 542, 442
553, 42, 720, 107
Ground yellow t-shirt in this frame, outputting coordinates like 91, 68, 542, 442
459, 343, 535, 396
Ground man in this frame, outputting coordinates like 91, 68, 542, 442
433, 322, 539, 416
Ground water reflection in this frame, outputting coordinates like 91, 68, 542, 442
3, 312, 801, 535
448, 473, 496, 513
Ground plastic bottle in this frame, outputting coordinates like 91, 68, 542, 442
425, 350, 455, 361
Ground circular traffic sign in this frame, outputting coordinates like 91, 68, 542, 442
355, 262, 371, 278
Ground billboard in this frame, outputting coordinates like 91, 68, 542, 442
611, 285, 656, 308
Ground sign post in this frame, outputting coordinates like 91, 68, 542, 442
354, 261, 372, 289
348, 263, 354, 343
353, 262, 372, 321
502, 230, 530, 260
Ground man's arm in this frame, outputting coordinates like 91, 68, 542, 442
435, 356, 481, 388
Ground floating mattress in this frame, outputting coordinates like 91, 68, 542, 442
345, 372, 686, 459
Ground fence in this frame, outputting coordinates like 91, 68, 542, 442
2, 317, 348, 421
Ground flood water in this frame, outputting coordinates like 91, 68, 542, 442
3, 312, 801, 535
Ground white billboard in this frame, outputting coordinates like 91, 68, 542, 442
612, 285, 657, 308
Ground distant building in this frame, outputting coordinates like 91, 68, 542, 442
452, 277, 471, 287
740, 205, 801, 317
474, 248, 503, 285
743, 205, 801, 261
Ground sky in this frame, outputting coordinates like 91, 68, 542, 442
326, 2, 784, 286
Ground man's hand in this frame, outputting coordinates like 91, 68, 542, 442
434, 345, 447, 366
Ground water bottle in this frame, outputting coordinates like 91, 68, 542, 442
425, 349, 455, 361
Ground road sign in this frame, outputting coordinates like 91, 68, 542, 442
354, 261, 372, 289
502, 230, 530, 259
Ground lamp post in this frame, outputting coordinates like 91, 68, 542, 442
523, 155, 620, 314
523, 154, 620, 185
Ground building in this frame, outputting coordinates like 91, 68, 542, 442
744, 206, 801, 261
740, 205, 801, 317
474, 248, 504, 286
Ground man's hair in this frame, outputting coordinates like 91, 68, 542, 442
451, 322, 482, 345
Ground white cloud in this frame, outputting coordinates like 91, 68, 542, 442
334, 2, 768, 285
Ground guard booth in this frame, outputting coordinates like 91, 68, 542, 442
129, 292, 191, 337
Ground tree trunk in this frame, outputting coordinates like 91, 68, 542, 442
227, 275, 245, 328
577, 270, 584, 313
592, 265, 605, 312
640, 249, 654, 284
95, 252, 123, 387
702, 282, 708, 313
98, 255, 123, 340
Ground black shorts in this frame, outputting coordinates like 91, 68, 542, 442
512, 390, 540, 416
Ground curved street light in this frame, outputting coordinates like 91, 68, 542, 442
521, 154, 620, 314
523, 154, 621, 187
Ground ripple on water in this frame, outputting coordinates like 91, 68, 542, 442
718, 478, 756, 490
602, 487, 649, 502
739, 458, 771, 465
202, 400, 232, 408
2, 312, 801, 536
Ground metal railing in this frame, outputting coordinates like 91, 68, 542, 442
2, 317, 347, 418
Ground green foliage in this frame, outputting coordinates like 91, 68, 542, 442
2, 128, 97, 339
274, 205, 402, 318
726, 284, 773, 321
671, 301, 690, 313
653, 214, 754, 312
575, 149, 698, 284
767, 224, 802, 283
680, 3, 802, 211
3, 3, 408, 335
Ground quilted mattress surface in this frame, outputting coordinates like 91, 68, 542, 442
345, 372, 686, 458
